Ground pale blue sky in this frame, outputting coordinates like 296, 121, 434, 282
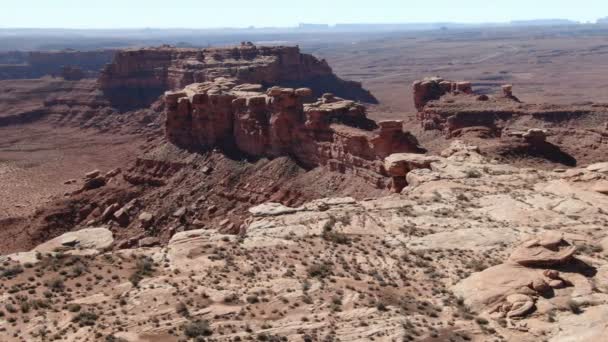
1, 0, 606, 28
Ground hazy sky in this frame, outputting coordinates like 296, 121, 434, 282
1, 0, 606, 28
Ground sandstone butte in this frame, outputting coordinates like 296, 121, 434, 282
0, 44, 608, 342
98, 44, 377, 109
164, 78, 423, 189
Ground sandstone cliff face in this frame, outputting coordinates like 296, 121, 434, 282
412, 77, 608, 166
99, 44, 377, 110
165, 79, 422, 187
413, 76, 472, 111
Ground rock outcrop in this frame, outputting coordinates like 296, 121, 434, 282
164, 78, 423, 187
413, 76, 472, 111
509, 232, 577, 266
32, 227, 113, 254
99, 44, 377, 110
412, 76, 608, 166
2, 137, 608, 341
414, 77, 608, 137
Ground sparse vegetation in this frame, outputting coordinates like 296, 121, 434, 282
183, 320, 212, 338
129, 256, 155, 286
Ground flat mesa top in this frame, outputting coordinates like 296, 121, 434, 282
120, 45, 299, 53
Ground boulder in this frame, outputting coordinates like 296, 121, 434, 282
85, 170, 101, 179
587, 162, 608, 173
138, 211, 154, 227
383, 153, 442, 177
523, 128, 547, 142
101, 203, 120, 221
113, 207, 130, 226
105, 168, 122, 178
173, 207, 187, 218
506, 298, 535, 318
452, 263, 540, 312
81, 176, 106, 191
509, 234, 577, 267
138, 237, 160, 247
34, 227, 113, 253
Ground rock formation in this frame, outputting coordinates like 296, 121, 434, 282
164, 78, 423, 187
509, 232, 577, 266
99, 45, 377, 110
2, 133, 608, 341
413, 76, 472, 111
412, 76, 608, 166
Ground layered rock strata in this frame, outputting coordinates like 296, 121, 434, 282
99, 44, 376, 109
413, 76, 472, 111
414, 77, 608, 137
165, 78, 423, 187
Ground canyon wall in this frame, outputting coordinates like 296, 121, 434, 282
165, 78, 422, 187
99, 44, 377, 110
0, 50, 115, 80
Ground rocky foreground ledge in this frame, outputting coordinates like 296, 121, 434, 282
1, 142, 608, 341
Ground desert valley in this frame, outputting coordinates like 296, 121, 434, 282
0, 20, 607, 342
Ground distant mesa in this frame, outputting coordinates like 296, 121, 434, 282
0, 50, 116, 80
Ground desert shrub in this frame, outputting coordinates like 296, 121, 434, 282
567, 300, 582, 314
322, 216, 337, 231
175, 302, 189, 317
475, 317, 489, 325
376, 302, 388, 311
105, 335, 129, 342
129, 256, 155, 286
1, 265, 23, 278
321, 215, 350, 245
306, 263, 332, 279
72, 311, 98, 326
66, 303, 81, 312
183, 320, 212, 338
5, 303, 17, 314
46, 278, 65, 292
223, 293, 239, 304
246, 295, 259, 304
464, 169, 482, 178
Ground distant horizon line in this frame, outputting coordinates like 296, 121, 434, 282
0, 17, 606, 31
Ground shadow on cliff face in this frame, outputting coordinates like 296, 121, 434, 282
270, 75, 379, 104
104, 75, 379, 112
102, 86, 166, 112
495, 140, 577, 167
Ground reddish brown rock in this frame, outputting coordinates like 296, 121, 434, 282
413, 77, 472, 111
509, 233, 577, 267
164, 79, 424, 188
99, 45, 376, 110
